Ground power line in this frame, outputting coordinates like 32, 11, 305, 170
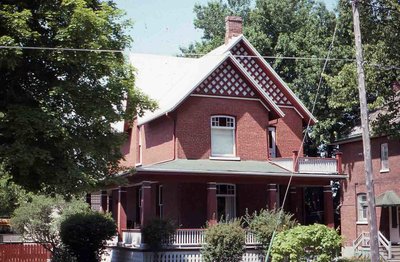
0, 45, 124, 53
1, 45, 399, 70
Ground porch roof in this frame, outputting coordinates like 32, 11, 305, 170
136, 159, 345, 179
375, 191, 400, 206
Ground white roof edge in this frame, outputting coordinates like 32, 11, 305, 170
228, 54, 285, 118
239, 37, 317, 123
137, 53, 232, 126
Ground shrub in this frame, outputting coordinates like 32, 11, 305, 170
60, 211, 117, 262
245, 208, 297, 254
11, 194, 89, 255
142, 218, 176, 251
271, 224, 342, 262
202, 220, 245, 262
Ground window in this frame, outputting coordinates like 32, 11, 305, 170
357, 193, 368, 223
381, 143, 389, 172
211, 116, 236, 157
216, 184, 236, 221
268, 127, 276, 158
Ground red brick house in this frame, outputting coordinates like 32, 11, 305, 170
95, 17, 346, 261
335, 112, 400, 259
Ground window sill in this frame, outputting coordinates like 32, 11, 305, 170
209, 156, 241, 161
380, 168, 390, 173
356, 221, 368, 225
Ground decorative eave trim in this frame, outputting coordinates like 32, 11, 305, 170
232, 35, 317, 124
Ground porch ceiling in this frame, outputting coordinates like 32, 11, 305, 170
135, 159, 346, 179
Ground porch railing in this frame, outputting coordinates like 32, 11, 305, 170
122, 229, 260, 248
353, 231, 391, 260
271, 157, 338, 173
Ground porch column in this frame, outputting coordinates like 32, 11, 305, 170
117, 187, 127, 241
101, 190, 108, 213
323, 185, 334, 228
207, 182, 217, 224
267, 184, 278, 210
141, 181, 153, 226
335, 152, 343, 174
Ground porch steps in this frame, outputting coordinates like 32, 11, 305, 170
389, 245, 400, 261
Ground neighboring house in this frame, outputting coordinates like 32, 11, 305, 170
334, 109, 400, 260
93, 16, 345, 261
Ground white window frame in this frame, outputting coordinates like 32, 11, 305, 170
136, 126, 142, 167
380, 143, 389, 172
268, 127, 276, 158
216, 184, 236, 221
210, 116, 236, 158
357, 193, 368, 224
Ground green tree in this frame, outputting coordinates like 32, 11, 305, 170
0, 0, 156, 195
180, 0, 251, 55
60, 211, 117, 262
245, 208, 297, 255
326, 0, 400, 140
271, 224, 342, 262
202, 220, 246, 262
0, 166, 29, 217
11, 194, 89, 256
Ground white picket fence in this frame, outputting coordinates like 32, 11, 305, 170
122, 228, 260, 248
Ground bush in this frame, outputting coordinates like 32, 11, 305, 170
202, 220, 245, 262
11, 194, 89, 255
245, 208, 297, 254
271, 224, 342, 262
60, 211, 117, 262
142, 218, 176, 251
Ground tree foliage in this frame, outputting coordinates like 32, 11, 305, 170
142, 218, 176, 252
10, 194, 89, 254
202, 220, 246, 262
183, 0, 400, 146
0, 0, 157, 195
271, 224, 342, 262
0, 166, 29, 217
60, 211, 117, 262
245, 208, 297, 255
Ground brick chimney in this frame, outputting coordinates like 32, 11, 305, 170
225, 16, 243, 44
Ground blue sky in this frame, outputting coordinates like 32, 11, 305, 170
114, 0, 338, 55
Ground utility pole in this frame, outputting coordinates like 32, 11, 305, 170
351, 1, 380, 261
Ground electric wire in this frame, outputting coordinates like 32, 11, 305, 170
1, 45, 399, 70
0, 45, 124, 53
264, 17, 339, 262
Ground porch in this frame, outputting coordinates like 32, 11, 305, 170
121, 228, 260, 248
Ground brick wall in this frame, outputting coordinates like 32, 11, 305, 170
270, 107, 304, 157
175, 96, 270, 160
141, 115, 175, 165
340, 136, 400, 246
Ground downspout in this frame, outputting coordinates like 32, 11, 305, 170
165, 112, 177, 161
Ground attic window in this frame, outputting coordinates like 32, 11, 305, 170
211, 116, 236, 157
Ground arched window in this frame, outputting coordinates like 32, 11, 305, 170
210, 116, 236, 157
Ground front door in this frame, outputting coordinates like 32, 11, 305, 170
389, 206, 400, 243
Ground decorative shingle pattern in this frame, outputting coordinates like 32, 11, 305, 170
231, 42, 292, 105
194, 60, 256, 98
